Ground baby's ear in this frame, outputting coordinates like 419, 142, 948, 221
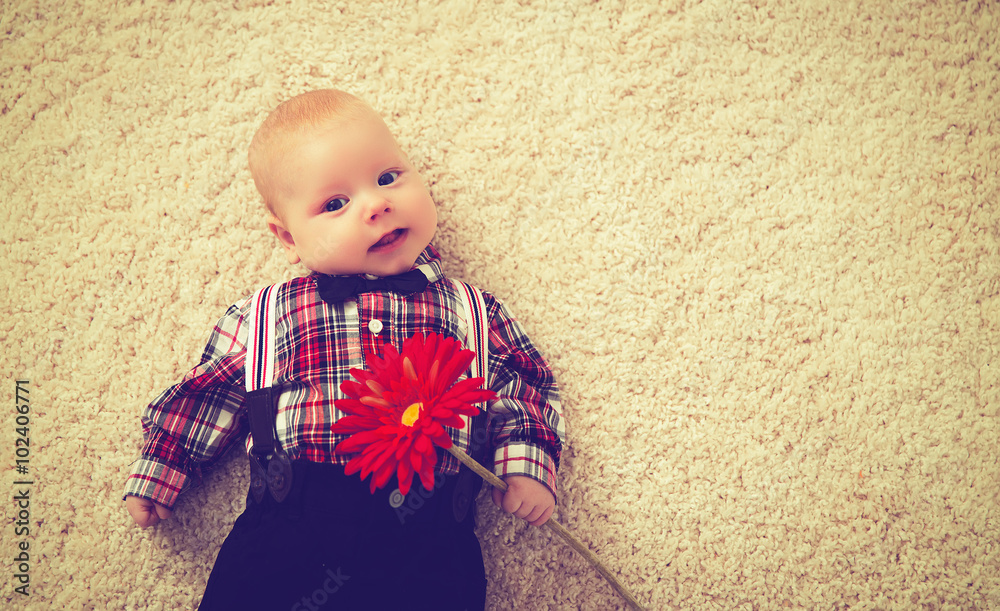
266, 214, 301, 265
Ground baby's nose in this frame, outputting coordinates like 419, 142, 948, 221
361, 193, 392, 221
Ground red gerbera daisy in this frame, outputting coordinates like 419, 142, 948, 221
332, 333, 496, 495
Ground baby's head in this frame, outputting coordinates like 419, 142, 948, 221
249, 89, 437, 277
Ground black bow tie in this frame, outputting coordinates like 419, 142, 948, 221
315, 269, 429, 304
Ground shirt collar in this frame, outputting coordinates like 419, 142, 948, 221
413, 244, 444, 284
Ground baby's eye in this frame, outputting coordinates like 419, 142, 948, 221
324, 197, 349, 212
377, 171, 400, 187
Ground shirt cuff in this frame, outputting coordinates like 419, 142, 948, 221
493, 441, 559, 498
123, 457, 189, 509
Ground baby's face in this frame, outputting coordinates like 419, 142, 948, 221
266, 116, 437, 277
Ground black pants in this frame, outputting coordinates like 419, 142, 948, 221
199, 461, 486, 611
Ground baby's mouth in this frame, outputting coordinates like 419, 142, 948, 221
370, 228, 406, 251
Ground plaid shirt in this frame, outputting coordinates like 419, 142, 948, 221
124, 246, 564, 508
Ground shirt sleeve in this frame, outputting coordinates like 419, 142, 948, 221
123, 300, 251, 508
482, 294, 566, 496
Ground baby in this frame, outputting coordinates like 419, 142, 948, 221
124, 89, 565, 610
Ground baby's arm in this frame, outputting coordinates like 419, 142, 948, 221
124, 299, 255, 529
125, 495, 173, 528
492, 475, 556, 527
477, 292, 564, 528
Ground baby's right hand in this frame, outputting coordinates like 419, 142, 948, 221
126, 495, 173, 528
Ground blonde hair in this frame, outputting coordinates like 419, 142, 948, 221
248, 89, 380, 213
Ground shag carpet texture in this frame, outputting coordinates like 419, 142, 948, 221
2, 0, 998, 609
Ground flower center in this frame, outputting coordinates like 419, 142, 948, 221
401, 402, 423, 427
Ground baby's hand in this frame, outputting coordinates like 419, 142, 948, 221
126, 495, 173, 528
491, 475, 555, 527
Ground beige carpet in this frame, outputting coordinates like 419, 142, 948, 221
3, 0, 998, 609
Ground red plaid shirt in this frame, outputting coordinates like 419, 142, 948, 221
124, 246, 564, 508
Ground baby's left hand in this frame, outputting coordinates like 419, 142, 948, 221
492, 475, 555, 527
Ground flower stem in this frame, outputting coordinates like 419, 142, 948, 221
446, 445, 645, 610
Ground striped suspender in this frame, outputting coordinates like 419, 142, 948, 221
246, 284, 279, 394
452, 279, 489, 384
245, 284, 293, 503
451, 279, 491, 522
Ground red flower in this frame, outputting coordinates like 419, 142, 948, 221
332, 333, 495, 495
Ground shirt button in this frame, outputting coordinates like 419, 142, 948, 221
368, 319, 384, 335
